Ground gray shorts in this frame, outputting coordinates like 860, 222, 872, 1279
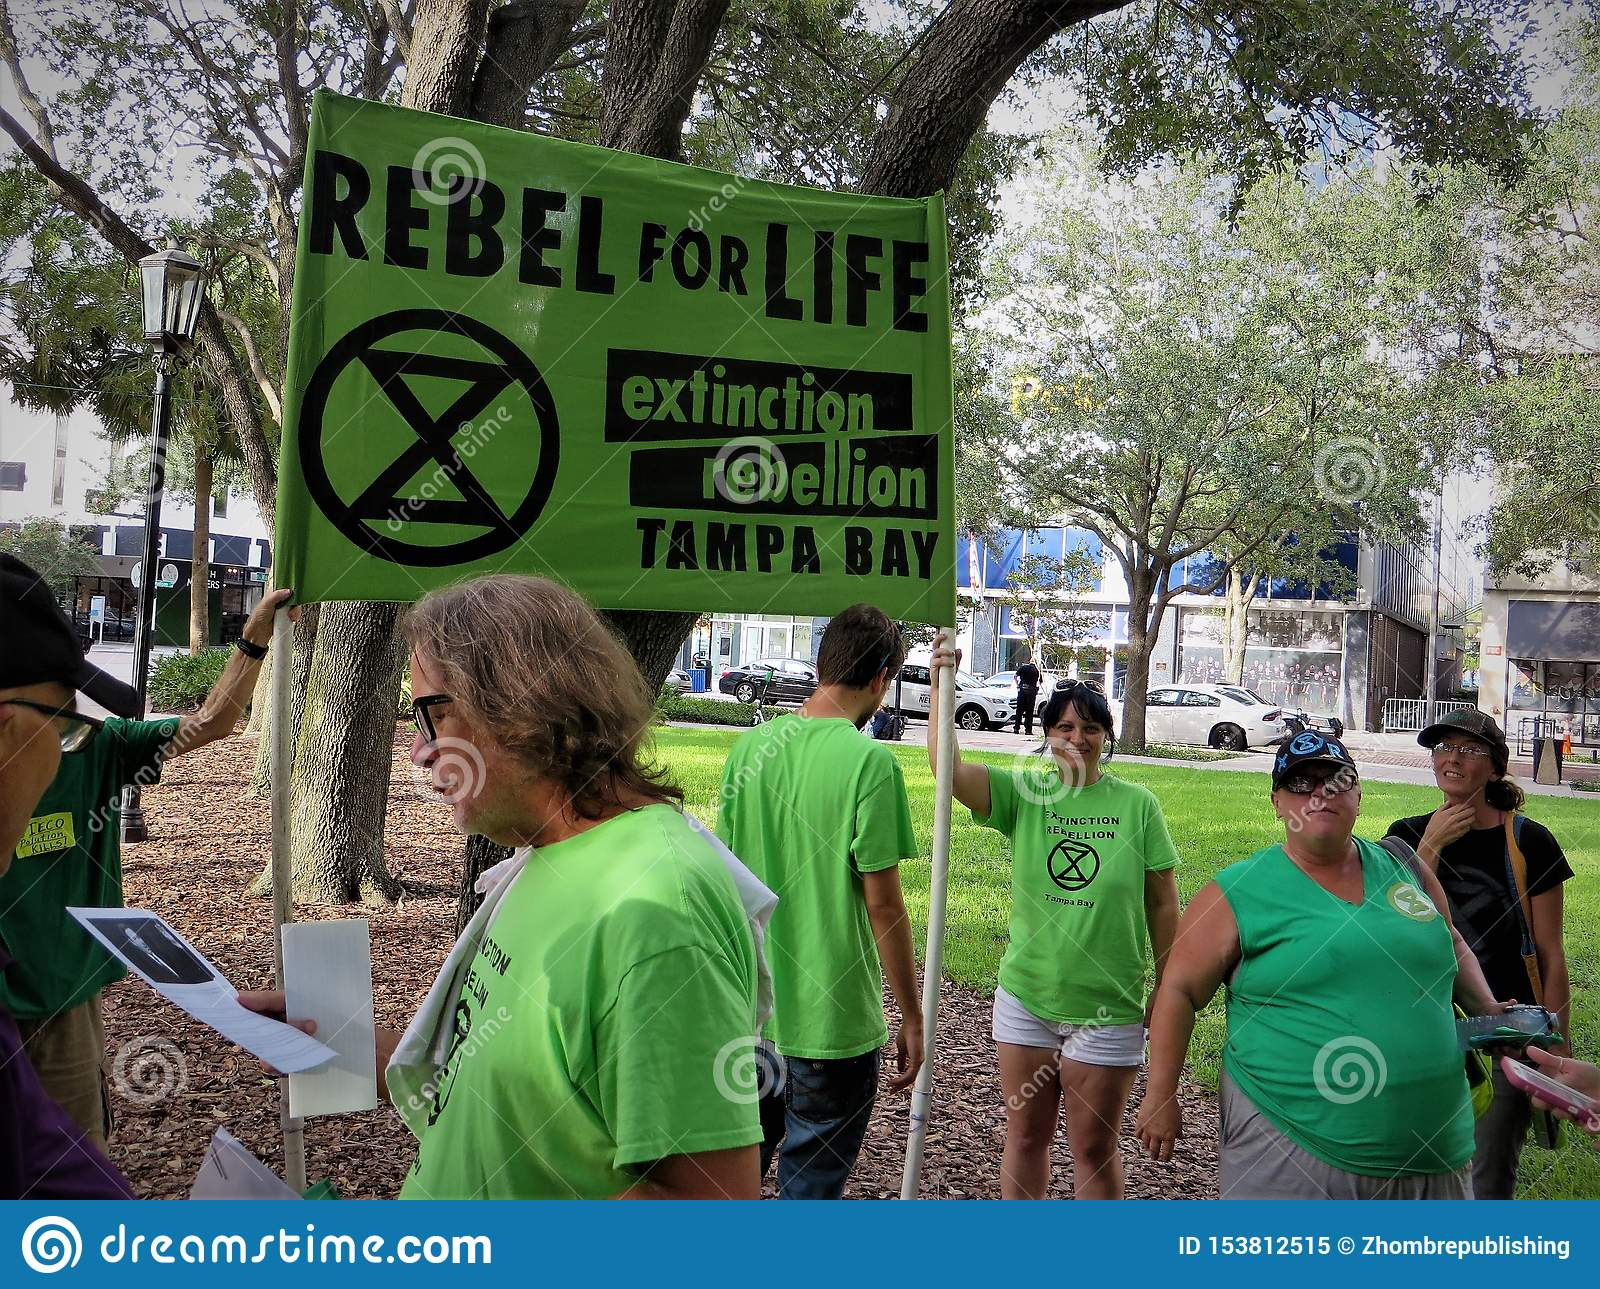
1219, 1070, 1471, 1200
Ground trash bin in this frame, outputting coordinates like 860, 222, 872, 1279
690, 668, 708, 694
1533, 737, 1563, 786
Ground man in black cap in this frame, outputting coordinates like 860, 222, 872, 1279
1385, 708, 1573, 1199
0, 553, 139, 1196
0, 554, 291, 1154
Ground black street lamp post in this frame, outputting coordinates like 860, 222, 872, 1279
120, 248, 206, 844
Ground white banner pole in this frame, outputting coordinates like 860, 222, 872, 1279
901, 623, 957, 1199
269, 606, 306, 1192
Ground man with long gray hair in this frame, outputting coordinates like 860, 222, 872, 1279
246, 574, 773, 1198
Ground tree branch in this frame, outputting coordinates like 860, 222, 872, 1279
379, 0, 414, 61
859, 0, 1134, 198
0, 0, 55, 161
0, 101, 279, 517
216, 309, 283, 424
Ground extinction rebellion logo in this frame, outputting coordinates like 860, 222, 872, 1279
298, 310, 560, 566
1047, 838, 1101, 892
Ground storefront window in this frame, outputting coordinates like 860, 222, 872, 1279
1508, 659, 1541, 709
1544, 661, 1586, 716
1177, 607, 1343, 710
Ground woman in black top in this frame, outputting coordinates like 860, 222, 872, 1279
1385, 710, 1573, 1200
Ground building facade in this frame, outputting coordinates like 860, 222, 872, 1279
0, 390, 272, 646
952, 504, 1479, 731
1478, 559, 1600, 757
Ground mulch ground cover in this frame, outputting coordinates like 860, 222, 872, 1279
103, 729, 1219, 1200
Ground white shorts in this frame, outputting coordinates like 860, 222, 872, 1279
991, 986, 1146, 1067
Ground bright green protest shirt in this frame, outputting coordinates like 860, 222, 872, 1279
976, 767, 1178, 1026
0, 717, 178, 1018
1216, 838, 1475, 1177
715, 715, 917, 1060
400, 805, 761, 1199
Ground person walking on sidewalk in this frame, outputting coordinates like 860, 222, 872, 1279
716, 604, 924, 1199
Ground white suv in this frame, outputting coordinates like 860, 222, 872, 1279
891, 661, 1013, 731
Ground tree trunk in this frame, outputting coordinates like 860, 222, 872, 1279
251, 602, 407, 903
405, 0, 492, 119
455, 835, 513, 936
243, 653, 270, 736
603, 608, 698, 697
189, 444, 213, 654
251, 0, 503, 898
1119, 569, 1157, 752
1221, 568, 1255, 685
470, 0, 586, 129
249, 605, 319, 798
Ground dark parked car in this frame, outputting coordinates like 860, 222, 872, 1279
717, 657, 818, 706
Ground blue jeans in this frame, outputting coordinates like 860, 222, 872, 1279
757, 1043, 879, 1200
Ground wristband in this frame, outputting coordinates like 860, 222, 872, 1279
235, 637, 269, 660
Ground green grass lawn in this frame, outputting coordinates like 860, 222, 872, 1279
657, 725, 1600, 1199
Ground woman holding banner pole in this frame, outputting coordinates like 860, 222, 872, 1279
928, 641, 1180, 1199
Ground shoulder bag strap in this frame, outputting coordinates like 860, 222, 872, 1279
1378, 834, 1427, 885
1503, 814, 1544, 1004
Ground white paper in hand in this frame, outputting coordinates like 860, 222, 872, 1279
67, 907, 336, 1074
188, 1128, 301, 1200
282, 919, 378, 1117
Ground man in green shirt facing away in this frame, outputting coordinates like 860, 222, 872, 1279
0, 585, 291, 1150
716, 603, 924, 1199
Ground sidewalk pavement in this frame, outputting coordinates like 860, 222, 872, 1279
85, 641, 184, 687
675, 714, 1599, 801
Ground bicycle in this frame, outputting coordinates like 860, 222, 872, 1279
750, 665, 778, 725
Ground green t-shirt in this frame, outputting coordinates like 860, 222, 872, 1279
400, 804, 762, 1199
715, 714, 917, 1060
976, 767, 1178, 1026
0, 717, 178, 1018
1216, 838, 1475, 1177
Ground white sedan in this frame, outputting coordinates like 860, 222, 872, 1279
1113, 683, 1286, 751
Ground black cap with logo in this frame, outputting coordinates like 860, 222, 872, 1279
1416, 708, 1509, 773
0, 554, 141, 716
1271, 730, 1359, 789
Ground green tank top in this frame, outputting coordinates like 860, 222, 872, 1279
1216, 838, 1474, 1177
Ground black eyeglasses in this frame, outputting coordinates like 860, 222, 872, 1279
4, 699, 104, 753
411, 694, 454, 744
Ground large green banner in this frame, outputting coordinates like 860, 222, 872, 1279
275, 91, 955, 624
